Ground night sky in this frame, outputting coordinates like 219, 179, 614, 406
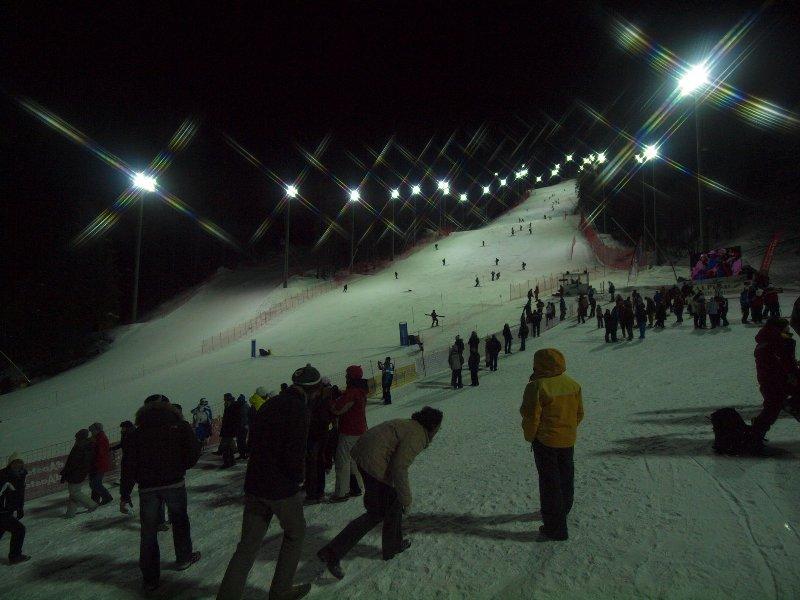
2, 1, 799, 319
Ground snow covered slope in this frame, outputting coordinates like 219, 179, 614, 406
3, 179, 800, 599
0, 180, 597, 458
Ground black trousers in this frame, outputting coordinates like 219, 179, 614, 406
504, 338, 512, 353
533, 440, 574, 540
741, 306, 749, 324
532, 323, 541, 337
305, 437, 328, 499
469, 368, 479, 386
0, 513, 25, 559
323, 468, 402, 560
237, 427, 249, 457
675, 307, 684, 322
489, 353, 498, 371
450, 369, 462, 389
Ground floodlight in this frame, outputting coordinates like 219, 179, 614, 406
286, 185, 298, 198
132, 172, 157, 192
411, 184, 422, 195
535, 175, 542, 183
349, 189, 360, 202
391, 189, 400, 199
459, 193, 467, 202
482, 185, 490, 195
597, 152, 607, 164
499, 178, 507, 187
643, 144, 659, 161
678, 63, 710, 96
565, 154, 573, 162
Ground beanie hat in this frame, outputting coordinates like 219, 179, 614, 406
120, 420, 134, 429
292, 363, 322, 387
145, 394, 171, 404
76, 428, 90, 440
256, 386, 268, 398
346, 365, 364, 381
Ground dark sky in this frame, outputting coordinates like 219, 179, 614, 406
2, 1, 798, 316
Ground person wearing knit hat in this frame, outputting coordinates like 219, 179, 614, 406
1, 453, 29, 564
217, 366, 319, 600
60, 429, 100, 518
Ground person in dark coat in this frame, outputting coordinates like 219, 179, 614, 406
751, 318, 800, 438
219, 393, 242, 468
740, 286, 751, 324
378, 357, 395, 405
518, 317, 529, 351
635, 301, 647, 339
88, 422, 113, 505
596, 306, 604, 329
217, 365, 316, 600
61, 429, 99, 518
502, 324, 513, 354
236, 395, 249, 459
0, 455, 29, 564
468, 331, 480, 353
621, 300, 634, 341
120, 394, 201, 592
559, 297, 567, 321
673, 293, 685, 323
751, 289, 765, 324
608, 281, 615, 299
304, 378, 336, 505
654, 301, 667, 329
764, 287, 781, 318
468, 349, 480, 386
487, 335, 502, 371
454, 335, 465, 358
604, 308, 617, 342
531, 308, 543, 338
645, 297, 655, 329
484, 336, 491, 368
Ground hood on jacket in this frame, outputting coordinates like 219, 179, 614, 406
346, 365, 364, 380
533, 348, 566, 378
755, 318, 790, 346
136, 400, 181, 428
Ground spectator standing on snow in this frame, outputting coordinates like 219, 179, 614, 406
520, 349, 583, 541
534, 285, 539, 301
219, 393, 241, 469
61, 429, 99, 518
673, 292, 685, 324
378, 357, 395, 405
121, 394, 201, 592
468, 331, 480, 353
191, 399, 213, 449
88, 422, 113, 505
576, 295, 588, 324
596, 306, 605, 329
588, 294, 597, 318
718, 295, 730, 327
655, 300, 667, 329
621, 299, 634, 341
216, 365, 317, 600
695, 292, 708, 329
236, 395, 249, 459
484, 336, 491, 368
751, 289, 765, 324
764, 286, 781, 318
329, 366, 368, 502
531, 308, 543, 338
448, 345, 464, 389
604, 308, 617, 343
608, 282, 615, 299
559, 297, 567, 321
488, 335, 501, 371
0, 454, 29, 564
454, 335, 465, 358
304, 377, 336, 505
317, 407, 444, 580
519, 316, 529, 351
468, 349, 480, 386
635, 300, 647, 339
751, 318, 800, 440
502, 324, 513, 354
645, 297, 655, 328
708, 293, 720, 329
740, 286, 751, 324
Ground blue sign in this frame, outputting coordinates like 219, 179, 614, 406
399, 322, 409, 346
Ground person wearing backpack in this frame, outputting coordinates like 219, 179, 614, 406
751, 317, 800, 439
520, 349, 584, 541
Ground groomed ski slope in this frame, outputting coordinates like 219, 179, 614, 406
3, 181, 800, 599
0, 180, 596, 458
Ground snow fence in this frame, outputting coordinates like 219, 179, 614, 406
579, 213, 647, 270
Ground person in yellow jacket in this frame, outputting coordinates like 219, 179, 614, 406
249, 386, 270, 412
520, 348, 583, 541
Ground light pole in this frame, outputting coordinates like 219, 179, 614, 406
348, 189, 360, 273
410, 184, 421, 246
678, 62, 710, 250
459, 192, 467, 228
131, 172, 157, 323
437, 180, 449, 230
390, 188, 399, 260
283, 184, 298, 288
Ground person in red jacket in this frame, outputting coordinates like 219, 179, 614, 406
88, 422, 113, 505
752, 317, 800, 437
329, 366, 368, 502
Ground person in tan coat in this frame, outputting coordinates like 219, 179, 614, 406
520, 348, 583, 541
317, 407, 443, 579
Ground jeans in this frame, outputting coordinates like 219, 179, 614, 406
532, 323, 540, 337
65, 482, 97, 517
533, 440, 574, 540
335, 435, 364, 497
139, 486, 193, 586
217, 494, 306, 600
450, 369, 462, 389
0, 514, 25, 559
321, 468, 402, 561
89, 472, 113, 504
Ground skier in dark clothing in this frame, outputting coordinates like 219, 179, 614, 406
522, 262, 526, 271
475, 277, 480, 287
0, 455, 29, 564
496, 272, 500, 280
468, 349, 480, 386
502, 324, 513, 354
751, 318, 800, 439
429, 310, 439, 327
604, 308, 617, 342
120, 395, 201, 592
219, 393, 242, 468
394, 272, 398, 279
531, 309, 542, 338
217, 365, 317, 600
495, 258, 500, 266
518, 317, 529, 351
378, 357, 395, 405
491, 271, 495, 281
487, 335, 502, 371
442, 258, 446, 267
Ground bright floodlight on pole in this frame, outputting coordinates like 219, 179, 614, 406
634, 154, 644, 164
411, 184, 421, 195
286, 184, 298, 198
133, 172, 157, 192
679, 62, 710, 96
283, 184, 298, 288
597, 152, 607, 164
349, 189, 360, 202
459, 192, 467, 202
643, 144, 659, 162
535, 175, 542, 183
565, 153, 573, 162
550, 168, 559, 177
499, 178, 507, 187
482, 185, 490, 195
391, 188, 400, 199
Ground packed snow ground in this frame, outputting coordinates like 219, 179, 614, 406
3, 181, 800, 599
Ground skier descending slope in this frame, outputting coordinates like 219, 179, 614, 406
317, 407, 444, 579
520, 349, 584, 541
